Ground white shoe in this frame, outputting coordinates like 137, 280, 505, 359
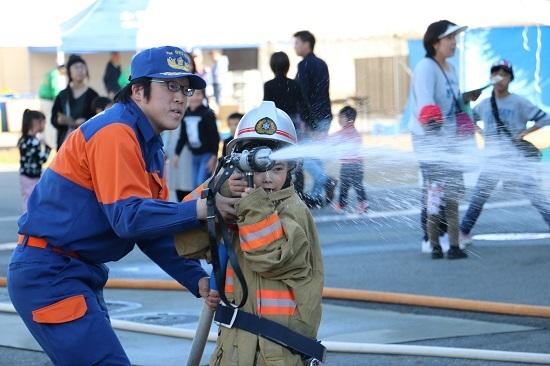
440, 233, 450, 253
459, 231, 473, 249
421, 240, 431, 253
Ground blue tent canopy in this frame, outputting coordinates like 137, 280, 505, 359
61, 0, 149, 53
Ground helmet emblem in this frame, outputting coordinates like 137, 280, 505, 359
255, 118, 277, 135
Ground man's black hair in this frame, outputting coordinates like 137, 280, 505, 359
293, 30, 316, 51
114, 77, 152, 103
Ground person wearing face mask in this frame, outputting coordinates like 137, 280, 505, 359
408, 20, 481, 259
460, 60, 550, 241
51, 54, 99, 150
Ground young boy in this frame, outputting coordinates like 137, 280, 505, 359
221, 112, 243, 156
175, 101, 324, 366
331, 106, 368, 214
460, 59, 550, 241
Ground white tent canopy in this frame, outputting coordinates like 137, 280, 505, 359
0, 0, 548, 50
136, 0, 550, 49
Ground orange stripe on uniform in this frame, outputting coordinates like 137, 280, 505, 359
183, 184, 206, 202
239, 213, 284, 251
257, 289, 295, 300
85, 123, 153, 204
49, 129, 93, 190
256, 289, 296, 316
224, 266, 234, 293
239, 213, 279, 236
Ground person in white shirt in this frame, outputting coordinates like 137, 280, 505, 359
408, 20, 480, 259
460, 60, 550, 241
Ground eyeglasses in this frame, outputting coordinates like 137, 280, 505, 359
151, 79, 195, 96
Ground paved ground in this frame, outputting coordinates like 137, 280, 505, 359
0, 163, 550, 365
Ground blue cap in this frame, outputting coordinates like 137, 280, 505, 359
130, 46, 206, 89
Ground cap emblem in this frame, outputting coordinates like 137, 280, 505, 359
255, 118, 277, 135
166, 50, 192, 72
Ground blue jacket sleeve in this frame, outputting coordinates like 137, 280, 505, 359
138, 235, 208, 297
102, 197, 202, 240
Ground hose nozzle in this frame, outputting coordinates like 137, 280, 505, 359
230, 147, 274, 172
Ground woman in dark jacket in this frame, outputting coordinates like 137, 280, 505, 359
51, 54, 98, 149
263, 51, 311, 133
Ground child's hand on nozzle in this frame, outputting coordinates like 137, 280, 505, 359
228, 171, 247, 197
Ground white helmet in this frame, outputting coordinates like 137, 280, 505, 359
226, 101, 297, 154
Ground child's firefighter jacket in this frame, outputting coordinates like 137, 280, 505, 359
176, 185, 324, 366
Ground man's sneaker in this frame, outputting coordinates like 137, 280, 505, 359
356, 202, 368, 215
324, 178, 338, 205
459, 231, 473, 249
447, 246, 468, 260
421, 240, 431, 253
439, 233, 450, 253
431, 245, 444, 259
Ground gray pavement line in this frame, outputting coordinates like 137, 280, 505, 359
0, 165, 18, 172
0, 215, 19, 222
0, 302, 548, 364
314, 199, 530, 223
0, 243, 16, 251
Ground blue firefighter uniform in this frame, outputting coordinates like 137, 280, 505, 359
8, 100, 207, 365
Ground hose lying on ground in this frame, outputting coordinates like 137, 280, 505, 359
3, 277, 548, 318
1, 302, 549, 365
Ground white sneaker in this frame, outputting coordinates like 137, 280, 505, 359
459, 231, 473, 249
421, 240, 431, 253
440, 233, 450, 253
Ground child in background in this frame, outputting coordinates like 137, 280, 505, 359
221, 112, 243, 156
174, 88, 220, 188
91, 96, 113, 114
331, 106, 368, 214
18, 109, 51, 211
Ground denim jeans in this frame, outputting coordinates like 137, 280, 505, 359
302, 118, 332, 199
339, 162, 366, 207
460, 169, 550, 234
191, 153, 212, 188
303, 158, 328, 198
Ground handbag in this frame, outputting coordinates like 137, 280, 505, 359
490, 91, 541, 161
431, 58, 476, 137
455, 110, 476, 137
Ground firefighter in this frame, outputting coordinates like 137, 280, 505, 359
176, 101, 325, 365
8, 46, 237, 366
